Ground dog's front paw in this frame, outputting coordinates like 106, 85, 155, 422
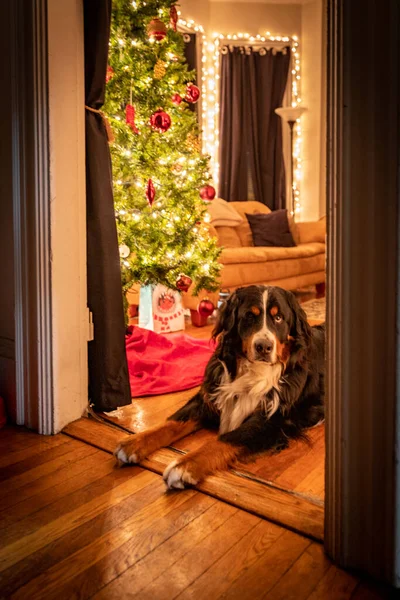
163, 459, 200, 490
114, 435, 145, 465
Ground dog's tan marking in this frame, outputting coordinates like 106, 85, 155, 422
115, 419, 198, 464
250, 306, 261, 316
163, 440, 243, 488
242, 333, 255, 357
275, 335, 292, 368
270, 306, 279, 316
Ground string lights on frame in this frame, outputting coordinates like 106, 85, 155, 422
177, 16, 304, 215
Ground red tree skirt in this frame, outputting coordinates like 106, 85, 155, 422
126, 326, 216, 397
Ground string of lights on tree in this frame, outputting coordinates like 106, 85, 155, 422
103, 0, 221, 312
177, 14, 304, 216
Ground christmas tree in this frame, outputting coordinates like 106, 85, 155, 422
104, 0, 221, 297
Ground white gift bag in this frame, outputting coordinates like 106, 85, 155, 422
139, 284, 185, 333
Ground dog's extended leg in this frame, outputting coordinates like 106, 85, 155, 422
163, 409, 302, 489
115, 392, 213, 465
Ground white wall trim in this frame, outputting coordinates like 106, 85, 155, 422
48, 0, 88, 432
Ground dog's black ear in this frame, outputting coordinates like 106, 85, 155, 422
284, 290, 312, 351
212, 290, 240, 339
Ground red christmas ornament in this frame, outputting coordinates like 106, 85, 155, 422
146, 179, 156, 206
106, 66, 114, 83
149, 109, 171, 133
126, 104, 139, 133
170, 5, 178, 31
171, 93, 183, 105
185, 83, 201, 104
176, 273, 193, 293
199, 185, 216, 201
147, 18, 167, 41
198, 298, 215, 318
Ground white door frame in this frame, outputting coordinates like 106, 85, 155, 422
9, 0, 400, 586
10, 0, 88, 434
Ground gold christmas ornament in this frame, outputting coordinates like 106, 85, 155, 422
154, 59, 167, 79
186, 133, 201, 153
171, 162, 183, 174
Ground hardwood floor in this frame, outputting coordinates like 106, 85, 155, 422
0, 426, 392, 599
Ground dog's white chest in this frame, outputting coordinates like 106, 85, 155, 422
214, 361, 282, 434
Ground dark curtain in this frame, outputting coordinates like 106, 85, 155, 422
183, 33, 197, 115
84, 0, 131, 411
219, 46, 290, 209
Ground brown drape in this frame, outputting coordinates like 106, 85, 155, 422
84, 0, 131, 411
219, 46, 290, 210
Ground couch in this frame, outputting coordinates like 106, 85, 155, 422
128, 200, 326, 326
182, 200, 326, 321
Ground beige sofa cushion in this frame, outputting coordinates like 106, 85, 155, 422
219, 242, 325, 265
206, 198, 244, 227
214, 226, 242, 248
221, 253, 325, 288
296, 216, 326, 244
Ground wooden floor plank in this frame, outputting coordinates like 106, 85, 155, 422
92, 500, 237, 600
59, 493, 216, 600
0, 433, 67, 468
11, 489, 203, 600
0, 469, 163, 598
219, 530, 311, 599
0, 458, 139, 546
0, 438, 86, 498
306, 564, 359, 599
0, 449, 110, 525
264, 542, 331, 599
176, 519, 285, 600
0, 468, 155, 571
134, 510, 259, 600
64, 417, 325, 541
0, 434, 72, 483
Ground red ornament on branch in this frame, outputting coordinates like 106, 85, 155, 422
149, 109, 171, 133
126, 104, 139, 133
198, 298, 215, 317
106, 66, 114, 83
171, 93, 182, 105
146, 179, 156, 206
147, 18, 167, 41
185, 83, 201, 104
176, 273, 193, 293
199, 185, 216, 200
170, 5, 178, 31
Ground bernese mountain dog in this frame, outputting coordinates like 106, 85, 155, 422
115, 285, 325, 490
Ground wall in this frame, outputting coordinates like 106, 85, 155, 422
0, 1, 16, 422
178, 1, 326, 221
179, 0, 210, 29
209, 2, 301, 37
300, 0, 326, 220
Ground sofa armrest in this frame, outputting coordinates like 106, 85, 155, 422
296, 217, 326, 245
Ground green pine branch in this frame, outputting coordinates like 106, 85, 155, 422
104, 0, 222, 295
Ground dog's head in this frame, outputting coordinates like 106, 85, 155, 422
213, 285, 311, 367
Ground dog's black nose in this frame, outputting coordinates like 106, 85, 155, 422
255, 340, 273, 356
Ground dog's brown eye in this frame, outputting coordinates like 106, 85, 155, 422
274, 314, 283, 323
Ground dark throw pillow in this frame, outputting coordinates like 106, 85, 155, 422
245, 210, 296, 247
